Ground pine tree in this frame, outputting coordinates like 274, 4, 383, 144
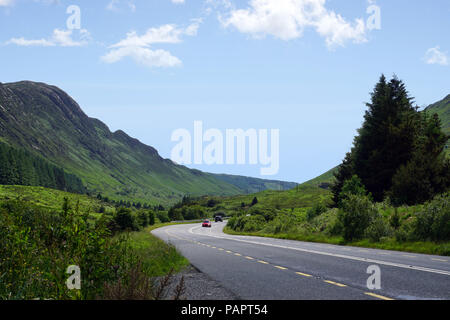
332, 75, 418, 203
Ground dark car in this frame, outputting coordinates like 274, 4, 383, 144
215, 216, 223, 222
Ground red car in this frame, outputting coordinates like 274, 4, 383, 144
202, 220, 212, 228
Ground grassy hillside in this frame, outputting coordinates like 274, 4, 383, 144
425, 94, 450, 136
425, 94, 450, 155
0, 81, 294, 205
302, 167, 337, 187
0, 185, 115, 215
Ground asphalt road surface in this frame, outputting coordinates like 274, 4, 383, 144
152, 222, 450, 300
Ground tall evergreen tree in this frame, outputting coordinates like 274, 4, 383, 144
390, 113, 450, 205
332, 75, 449, 205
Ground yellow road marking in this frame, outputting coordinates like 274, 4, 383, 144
218, 248, 224, 251
365, 292, 394, 300
245, 256, 254, 260
211, 246, 216, 249
296, 272, 312, 277
324, 280, 347, 287
234, 253, 242, 256
258, 260, 269, 264
275, 266, 287, 270
226, 250, 233, 253
431, 258, 447, 262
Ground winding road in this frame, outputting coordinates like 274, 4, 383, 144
152, 222, 450, 300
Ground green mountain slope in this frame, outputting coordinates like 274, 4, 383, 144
0, 81, 295, 205
302, 167, 337, 188
425, 94, 450, 155
213, 174, 297, 194
425, 94, 450, 136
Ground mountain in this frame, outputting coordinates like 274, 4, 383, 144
213, 174, 297, 194
301, 167, 337, 189
0, 81, 296, 205
425, 94, 450, 136
425, 94, 450, 155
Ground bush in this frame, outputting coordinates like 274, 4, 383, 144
249, 207, 276, 222
0, 200, 139, 299
242, 215, 266, 232
168, 207, 184, 221
148, 210, 156, 225
338, 175, 369, 207
365, 215, 392, 242
394, 222, 414, 242
306, 202, 327, 221
137, 210, 149, 228
262, 213, 299, 234
114, 208, 139, 231
184, 205, 204, 220
338, 194, 377, 241
156, 211, 170, 223
227, 214, 266, 233
413, 193, 450, 241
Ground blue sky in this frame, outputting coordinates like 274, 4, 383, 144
1, 0, 449, 183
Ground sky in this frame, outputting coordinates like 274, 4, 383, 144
0, 0, 449, 183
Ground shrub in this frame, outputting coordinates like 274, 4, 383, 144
365, 215, 392, 242
148, 210, 156, 225
249, 207, 276, 222
306, 202, 327, 221
338, 175, 369, 207
390, 208, 401, 230
338, 194, 377, 241
413, 193, 450, 241
0, 200, 138, 299
262, 213, 298, 234
242, 215, 266, 232
156, 211, 170, 223
137, 210, 149, 228
114, 208, 139, 231
184, 206, 204, 220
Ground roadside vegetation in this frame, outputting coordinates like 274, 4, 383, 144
0, 190, 189, 300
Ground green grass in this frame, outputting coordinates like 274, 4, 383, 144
124, 223, 190, 277
215, 184, 331, 213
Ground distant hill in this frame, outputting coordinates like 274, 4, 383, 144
0, 81, 296, 205
214, 174, 297, 194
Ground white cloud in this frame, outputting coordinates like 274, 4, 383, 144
171, 0, 185, 4
102, 47, 182, 68
424, 46, 449, 66
107, 0, 136, 12
0, 0, 14, 6
101, 20, 201, 68
220, 0, 367, 48
1, 0, 61, 7
7, 28, 91, 47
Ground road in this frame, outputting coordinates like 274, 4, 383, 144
152, 222, 450, 300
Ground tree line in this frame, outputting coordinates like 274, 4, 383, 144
0, 142, 85, 194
